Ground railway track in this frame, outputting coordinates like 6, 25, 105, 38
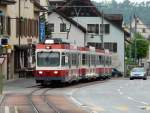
28, 87, 62, 113
0, 78, 110, 113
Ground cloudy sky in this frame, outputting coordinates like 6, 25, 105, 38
92, 0, 149, 3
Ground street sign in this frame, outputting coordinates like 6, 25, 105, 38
39, 22, 45, 42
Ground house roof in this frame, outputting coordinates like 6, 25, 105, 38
0, 0, 16, 5
48, 9, 87, 33
57, 0, 124, 32
32, 0, 48, 12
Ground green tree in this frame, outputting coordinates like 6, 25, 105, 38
126, 33, 149, 64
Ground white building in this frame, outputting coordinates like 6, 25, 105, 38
47, 10, 86, 47
132, 17, 150, 39
47, 0, 127, 73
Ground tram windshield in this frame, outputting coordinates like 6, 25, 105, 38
37, 52, 60, 67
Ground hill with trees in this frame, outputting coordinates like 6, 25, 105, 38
93, 0, 150, 25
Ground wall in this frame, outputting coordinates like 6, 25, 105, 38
47, 12, 85, 47
73, 17, 125, 72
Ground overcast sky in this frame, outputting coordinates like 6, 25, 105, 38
92, 0, 150, 3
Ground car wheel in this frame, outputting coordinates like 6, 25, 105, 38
143, 77, 147, 80
130, 78, 134, 80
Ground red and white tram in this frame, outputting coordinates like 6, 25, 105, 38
34, 39, 112, 85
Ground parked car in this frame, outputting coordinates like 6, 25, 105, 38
112, 68, 123, 77
130, 67, 147, 80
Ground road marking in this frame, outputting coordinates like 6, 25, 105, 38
119, 92, 123, 95
120, 86, 123, 89
70, 89, 83, 106
91, 106, 105, 112
115, 105, 129, 111
140, 102, 149, 105
127, 97, 134, 100
117, 89, 121, 92
5, 106, 9, 113
139, 106, 150, 111
15, 106, 19, 113
91, 111, 98, 113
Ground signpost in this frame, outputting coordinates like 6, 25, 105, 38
0, 57, 5, 95
39, 22, 45, 42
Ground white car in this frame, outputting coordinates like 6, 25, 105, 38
130, 67, 147, 80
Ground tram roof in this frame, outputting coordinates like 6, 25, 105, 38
36, 43, 111, 54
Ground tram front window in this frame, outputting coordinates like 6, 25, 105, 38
37, 52, 60, 67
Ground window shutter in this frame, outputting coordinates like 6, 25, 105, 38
16, 18, 19, 37
7, 17, 11, 35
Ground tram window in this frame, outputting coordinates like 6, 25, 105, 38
91, 55, 95, 66
76, 54, 80, 67
106, 57, 109, 66
61, 53, 69, 66
72, 53, 76, 66
68, 53, 72, 67
101, 56, 105, 65
37, 52, 60, 67
99, 56, 102, 65
82, 54, 86, 65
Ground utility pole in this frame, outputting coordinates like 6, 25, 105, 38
101, 10, 104, 49
134, 14, 137, 64
19, 0, 21, 46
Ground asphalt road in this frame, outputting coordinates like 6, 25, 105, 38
71, 78, 150, 113
2, 78, 150, 113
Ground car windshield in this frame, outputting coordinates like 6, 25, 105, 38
37, 52, 60, 67
132, 68, 145, 72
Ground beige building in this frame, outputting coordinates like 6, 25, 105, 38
0, 0, 46, 80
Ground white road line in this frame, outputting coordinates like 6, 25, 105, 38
117, 89, 121, 92
119, 92, 123, 95
127, 96, 149, 105
127, 97, 134, 100
70, 89, 83, 106
70, 96, 83, 106
5, 106, 9, 113
91, 111, 98, 113
15, 106, 19, 113
0, 95, 4, 104
140, 102, 149, 105
120, 86, 123, 89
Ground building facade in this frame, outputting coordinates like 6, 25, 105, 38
48, 0, 126, 73
131, 17, 150, 39
0, 0, 45, 80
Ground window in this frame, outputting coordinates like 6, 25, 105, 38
37, 52, 60, 67
105, 24, 110, 34
142, 28, 146, 33
104, 43, 117, 53
82, 54, 88, 65
87, 24, 99, 34
60, 23, 66, 32
91, 55, 96, 66
47, 23, 54, 32
100, 24, 110, 34
72, 53, 77, 66
16, 18, 39, 37
99, 56, 102, 65
61, 53, 69, 66
113, 43, 117, 52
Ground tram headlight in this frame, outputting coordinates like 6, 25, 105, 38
39, 71, 43, 74
54, 71, 58, 74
